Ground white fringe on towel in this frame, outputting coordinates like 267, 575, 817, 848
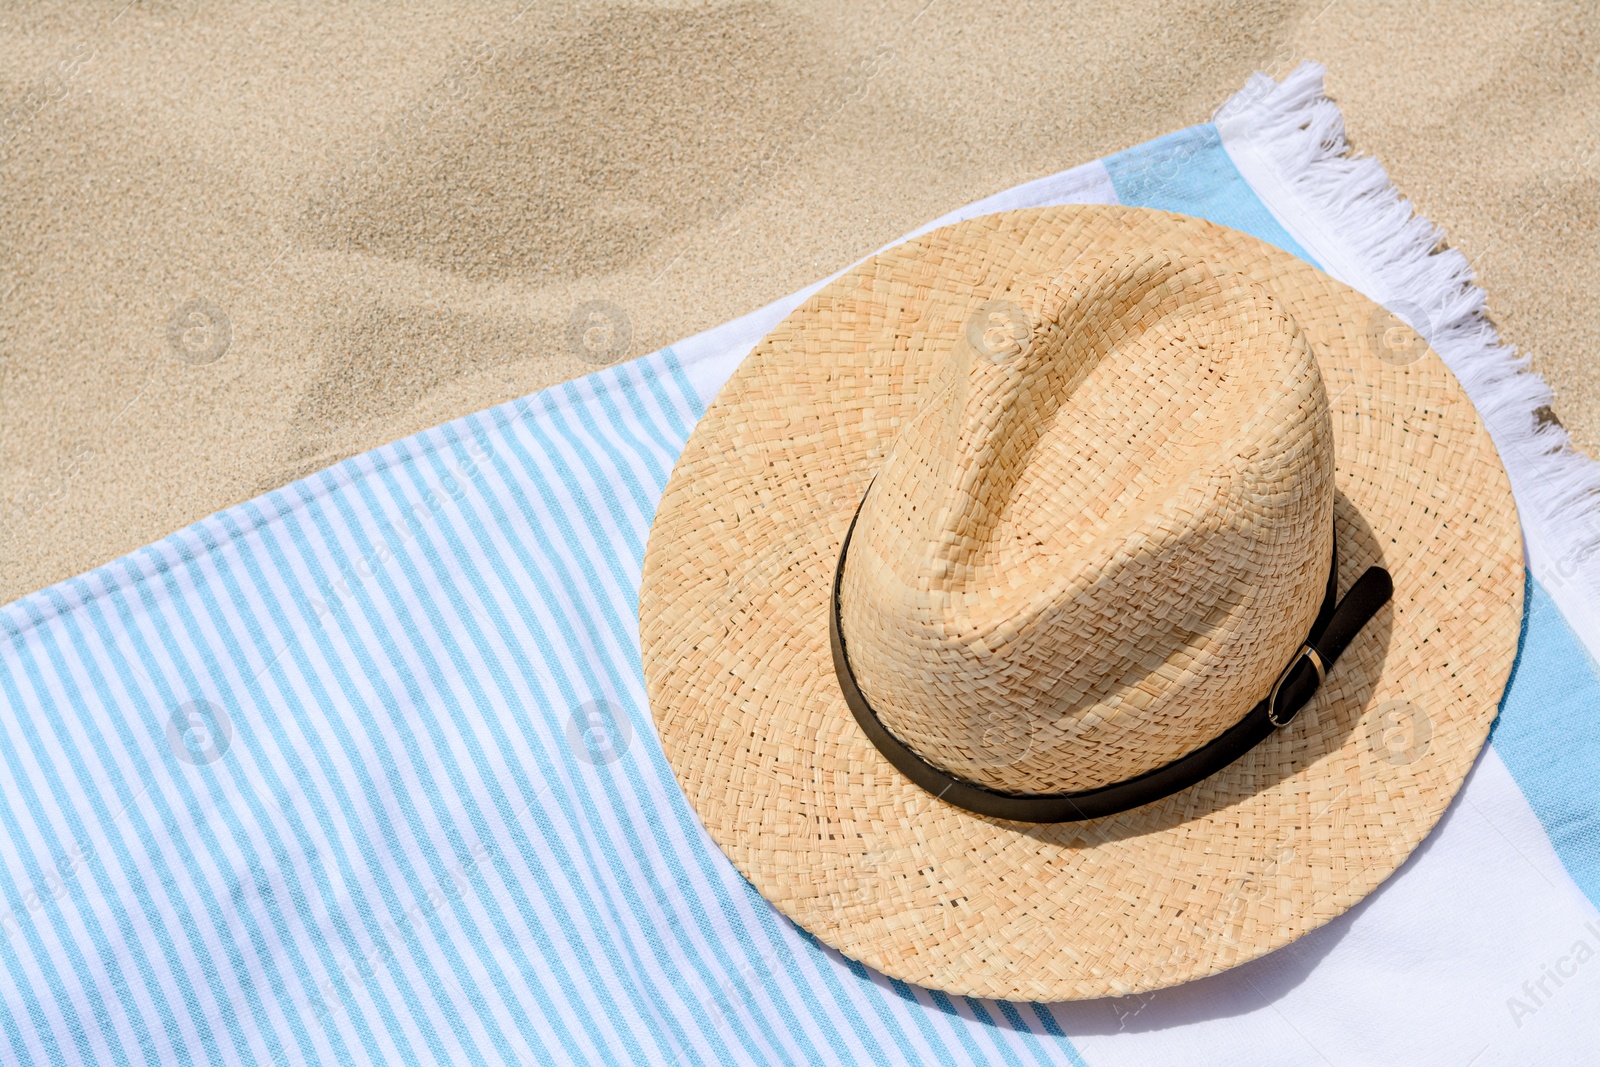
1216, 61, 1600, 662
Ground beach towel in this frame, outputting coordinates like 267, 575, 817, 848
1, 63, 1596, 1066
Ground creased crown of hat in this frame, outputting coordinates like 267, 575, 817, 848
839, 249, 1334, 796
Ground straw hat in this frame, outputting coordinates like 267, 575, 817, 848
639, 205, 1523, 1001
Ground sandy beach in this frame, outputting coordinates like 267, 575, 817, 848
3, 0, 1596, 604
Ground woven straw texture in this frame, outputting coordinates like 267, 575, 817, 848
839, 250, 1334, 794
640, 206, 1523, 1001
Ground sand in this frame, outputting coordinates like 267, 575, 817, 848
2, 0, 1597, 604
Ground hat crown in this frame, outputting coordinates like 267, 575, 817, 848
838, 249, 1335, 794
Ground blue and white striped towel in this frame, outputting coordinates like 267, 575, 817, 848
3, 64, 1597, 1066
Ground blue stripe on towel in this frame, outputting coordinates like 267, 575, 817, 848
1489, 578, 1600, 909
1103, 124, 1317, 265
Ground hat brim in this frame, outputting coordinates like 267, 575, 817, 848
639, 206, 1523, 1001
